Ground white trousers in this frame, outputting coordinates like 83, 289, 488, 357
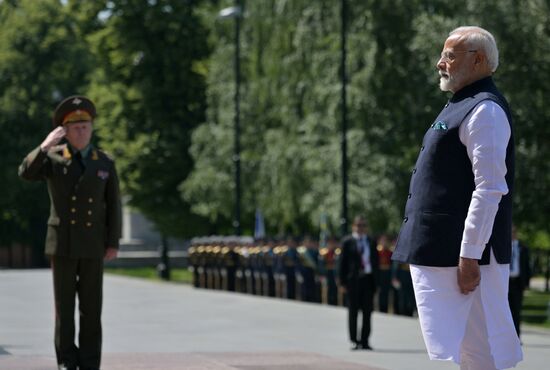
410, 251, 522, 369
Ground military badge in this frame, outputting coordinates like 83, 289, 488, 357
62, 146, 72, 159
97, 170, 109, 180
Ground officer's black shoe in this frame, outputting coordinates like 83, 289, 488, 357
57, 365, 77, 370
361, 343, 373, 350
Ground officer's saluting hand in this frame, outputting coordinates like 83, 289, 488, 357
40, 125, 67, 152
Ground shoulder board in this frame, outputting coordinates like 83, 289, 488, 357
95, 149, 115, 162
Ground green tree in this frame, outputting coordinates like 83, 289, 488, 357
0, 0, 93, 263
483, 0, 550, 247
183, 0, 550, 244
183, 0, 419, 236
86, 0, 211, 237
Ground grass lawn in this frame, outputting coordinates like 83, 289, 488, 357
522, 289, 550, 328
105, 267, 193, 284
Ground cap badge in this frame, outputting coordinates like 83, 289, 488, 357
72, 97, 82, 105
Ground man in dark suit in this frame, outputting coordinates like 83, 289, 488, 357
508, 225, 531, 338
19, 95, 121, 370
338, 216, 379, 350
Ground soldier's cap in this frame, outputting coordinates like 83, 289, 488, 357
52, 95, 96, 128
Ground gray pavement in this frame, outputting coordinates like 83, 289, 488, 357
1, 269, 549, 370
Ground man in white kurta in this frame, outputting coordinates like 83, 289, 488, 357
411, 100, 522, 369
391, 26, 523, 370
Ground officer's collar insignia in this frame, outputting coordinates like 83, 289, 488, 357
91, 150, 99, 160
72, 97, 82, 105
62, 146, 72, 159
431, 121, 448, 130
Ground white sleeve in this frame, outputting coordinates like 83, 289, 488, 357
459, 101, 510, 259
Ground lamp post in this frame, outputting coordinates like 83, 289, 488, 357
219, 2, 242, 236
340, 0, 349, 236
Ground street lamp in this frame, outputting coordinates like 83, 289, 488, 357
340, 0, 349, 236
219, 2, 243, 236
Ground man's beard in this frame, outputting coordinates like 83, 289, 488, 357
439, 72, 456, 92
439, 68, 466, 93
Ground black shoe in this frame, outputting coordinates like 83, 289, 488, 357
58, 365, 77, 370
361, 343, 373, 350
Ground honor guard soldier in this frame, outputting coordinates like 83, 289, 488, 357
273, 245, 286, 298
251, 245, 263, 295
283, 237, 299, 300
234, 245, 246, 292
19, 95, 121, 370
391, 260, 415, 316
196, 244, 207, 288
261, 242, 276, 297
205, 245, 215, 289
301, 236, 320, 303
238, 244, 252, 293
187, 244, 200, 288
376, 235, 393, 313
212, 244, 223, 290
242, 244, 255, 294
319, 236, 339, 305
221, 242, 238, 291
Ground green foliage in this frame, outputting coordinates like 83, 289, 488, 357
105, 267, 193, 284
182, 0, 433, 236
1, 0, 549, 249
522, 289, 550, 327
183, 0, 550, 241
86, 0, 211, 237
0, 0, 92, 253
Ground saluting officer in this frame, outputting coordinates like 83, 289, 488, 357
19, 95, 121, 370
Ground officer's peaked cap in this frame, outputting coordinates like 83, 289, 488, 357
52, 95, 96, 128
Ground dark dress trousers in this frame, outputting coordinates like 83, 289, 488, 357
508, 241, 531, 337
339, 235, 379, 347
19, 145, 121, 369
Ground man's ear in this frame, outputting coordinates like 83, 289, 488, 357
474, 52, 485, 66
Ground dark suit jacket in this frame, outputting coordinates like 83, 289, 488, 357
515, 241, 531, 289
19, 145, 121, 258
338, 235, 379, 287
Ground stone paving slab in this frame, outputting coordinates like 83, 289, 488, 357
1, 269, 549, 370
0, 352, 383, 370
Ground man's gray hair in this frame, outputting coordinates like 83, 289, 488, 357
449, 26, 499, 73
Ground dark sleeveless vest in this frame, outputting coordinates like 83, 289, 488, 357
391, 77, 514, 267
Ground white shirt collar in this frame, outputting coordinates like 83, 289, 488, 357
352, 232, 365, 239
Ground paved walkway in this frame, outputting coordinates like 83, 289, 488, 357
1, 269, 549, 370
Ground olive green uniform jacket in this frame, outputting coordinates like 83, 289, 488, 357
19, 145, 121, 258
